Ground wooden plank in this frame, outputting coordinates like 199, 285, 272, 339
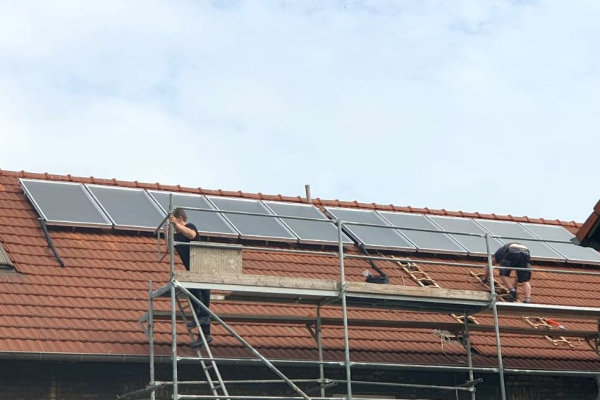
176, 271, 490, 302
176, 271, 338, 291
345, 281, 490, 301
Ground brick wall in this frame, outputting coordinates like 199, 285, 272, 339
0, 360, 597, 400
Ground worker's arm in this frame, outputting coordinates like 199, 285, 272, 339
483, 256, 496, 282
483, 268, 490, 282
169, 217, 197, 240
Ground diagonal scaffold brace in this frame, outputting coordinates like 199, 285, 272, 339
174, 280, 313, 400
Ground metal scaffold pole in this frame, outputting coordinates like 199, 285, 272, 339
169, 195, 179, 399
316, 305, 325, 398
485, 234, 506, 400
149, 280, 156, 400
337, 219, 353, 400
463, 311, 476, 400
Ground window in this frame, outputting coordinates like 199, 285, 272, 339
0, 241, 13, 270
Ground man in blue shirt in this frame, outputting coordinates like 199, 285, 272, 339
170, 208, 212, 348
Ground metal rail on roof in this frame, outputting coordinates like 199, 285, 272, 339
120, 197, 600, 400
143, 311, 598, 339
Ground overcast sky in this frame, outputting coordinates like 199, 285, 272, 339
0, 1, 598, 223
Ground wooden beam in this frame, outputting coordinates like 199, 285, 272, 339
175, 271, 490, 302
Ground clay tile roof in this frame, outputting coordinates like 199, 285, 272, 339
0, 168, 597, 371
179, 186, 200, 194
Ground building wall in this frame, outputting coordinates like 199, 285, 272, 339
0, 360, 597, 400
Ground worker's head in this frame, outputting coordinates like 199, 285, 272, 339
173, 208, 187, 223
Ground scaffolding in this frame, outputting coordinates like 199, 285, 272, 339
121, 200, 600, 400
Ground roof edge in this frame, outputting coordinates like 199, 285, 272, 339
0, 168, 581, 228
0, 351, 598, 377
577, 199, 600, 244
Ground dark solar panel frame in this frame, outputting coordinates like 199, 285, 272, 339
474, 219, 565, 261
20, 179, 112, 229
521, 223, 600, 265
427, 215, 504, 256
377, 211, 468, 255
263, 201, 353, 245
86, 185, 166, 232
148, 191, 238, 238
324, 207, 416, 251
207, 196, 298, 242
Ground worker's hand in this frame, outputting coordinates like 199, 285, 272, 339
168, 216, 179, 229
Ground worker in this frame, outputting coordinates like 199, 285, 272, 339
483, 242, 532, 303
170, 208, 213, 348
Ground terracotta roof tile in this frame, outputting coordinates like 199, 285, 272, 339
277, 195, 303, 203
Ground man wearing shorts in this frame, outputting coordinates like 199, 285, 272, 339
491, 243, 532, 303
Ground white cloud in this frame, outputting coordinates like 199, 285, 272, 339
0, 0, 598, 221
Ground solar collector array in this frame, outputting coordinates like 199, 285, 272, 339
521, 223, 600, 263
86, 185, 165, 231
263, 201, 352, 245
149, 191, 237, 237
18, 178, 600, 265
378, 212, 466, 254
207, 197, 297, 242
20, 179, 111, 228
475, 219, 564, 261
428, 215, 504, 255
325, 208, 416, 250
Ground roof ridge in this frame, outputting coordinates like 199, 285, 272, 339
0, 168, 581, 228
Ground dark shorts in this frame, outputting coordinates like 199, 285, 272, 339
499, 259, 531, 282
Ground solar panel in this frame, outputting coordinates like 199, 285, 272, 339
522, 223, 600, 264
325, 207, 415, 250
263, 201, 352, 245
377, 212, 466, 253
20, 179, 111, 228
428, 216, 504, 255
475, 220, 564, 260
149, 191, 238, 238
207, 197, 296, 241
86, 185, 165, 231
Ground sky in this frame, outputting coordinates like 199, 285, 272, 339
0, 0, 598, 223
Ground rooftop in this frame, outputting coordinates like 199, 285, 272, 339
0, 168, 599, 372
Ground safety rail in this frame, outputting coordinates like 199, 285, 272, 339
121, 196, 600, 400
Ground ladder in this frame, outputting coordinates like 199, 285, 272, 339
175, 292, 230, 399
470, 271, 512, 301
522, 317, 574, 348
470, 272, 574, 348
400, 260, 480, 325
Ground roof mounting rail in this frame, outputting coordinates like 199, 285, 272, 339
39, 219, 66, 268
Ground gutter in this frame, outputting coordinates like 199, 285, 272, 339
1, 351, 599, 378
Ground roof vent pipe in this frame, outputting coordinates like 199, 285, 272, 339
305, 184, 311, 203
